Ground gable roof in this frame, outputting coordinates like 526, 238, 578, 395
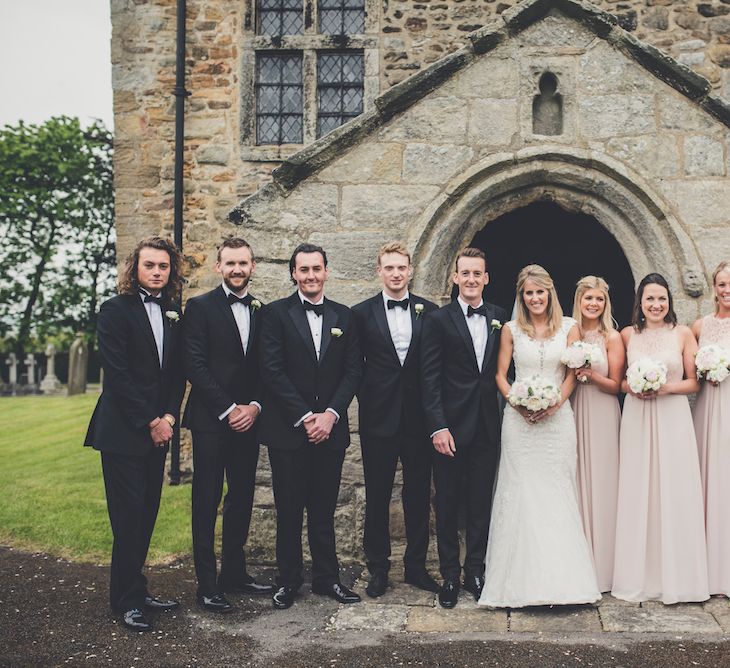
230, 0, 730, 223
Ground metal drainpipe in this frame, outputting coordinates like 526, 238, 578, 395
170, 0, 190, 485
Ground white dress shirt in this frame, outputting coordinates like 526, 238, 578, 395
218, 283, 262, 421
383, 290, 412, 366
457, 296, 488, 372
295, 291, 339, 427
139, 289, 164, 367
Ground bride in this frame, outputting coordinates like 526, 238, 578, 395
479, 265, 600, 608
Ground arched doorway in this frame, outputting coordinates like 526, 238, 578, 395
470, 201, 635, 327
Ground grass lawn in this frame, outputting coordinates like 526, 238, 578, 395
0, 393, 192, 564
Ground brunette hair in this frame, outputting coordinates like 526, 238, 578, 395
454, 247, 486, 272
217, 236, 255, 263
289, 243, 328, 285
631, 273, 677, 332
515, 264, 563, 339
377, 241, 411, 265
712, 261, 730, 314
572, 276, 616, 338
117, 236, 184, 302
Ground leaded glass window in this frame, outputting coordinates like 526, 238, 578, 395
317, 51, 364, 137
256, 53, 303, 144
258, 0, 303, 36
318, 0, 365, 35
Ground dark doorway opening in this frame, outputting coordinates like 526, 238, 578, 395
467, 201, 635, 327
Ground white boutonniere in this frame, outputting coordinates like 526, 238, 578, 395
490, 319, 502, 332
414, 303, 424, 319
250, 299, 261, 312
165, 310, 180, 323
331, 327, 343, 338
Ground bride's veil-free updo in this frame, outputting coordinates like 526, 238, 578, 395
514, 264, 563, 339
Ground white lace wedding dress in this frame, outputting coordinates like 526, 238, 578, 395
479, 317, 601, 608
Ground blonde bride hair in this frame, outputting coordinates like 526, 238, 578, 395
572, 275, 616, 337
515, 264, 563, 339
712, 261, 730, 314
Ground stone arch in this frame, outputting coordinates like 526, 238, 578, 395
408, 147, 707, 313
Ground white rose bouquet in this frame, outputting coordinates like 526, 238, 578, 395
695, 345, 730, 384
560, 341, 602, 370
507, 375, 561, 413
626, 358, 667, 394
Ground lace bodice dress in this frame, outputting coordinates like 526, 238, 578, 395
479, 317, 600, 608
571, 330, 620, 592
693, 315, 730, 595
612, 326, 709, 603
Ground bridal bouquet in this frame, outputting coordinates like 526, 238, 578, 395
508, 375, 561, 413
626, 358, 667, 394
560, 341, 602, 370
695, 345, 730, 384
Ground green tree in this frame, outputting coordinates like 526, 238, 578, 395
0, 116, 115, 357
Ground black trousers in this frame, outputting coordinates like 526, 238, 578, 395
191, 429, 260, 596
361, 430, 432, 576
268, 445, 345, 589
100, 447, 166, 612
432, 436, 499, 581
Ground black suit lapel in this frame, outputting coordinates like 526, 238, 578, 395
130, 295, 162, 368
287, 295, 318, 363
481, 303, 498, 375
372, 296, 400, 365
402, 296, 422, 368
319, 299, 338, 364
447, 301, 479, 373
247, 302, 258, 353
214, 286, 247, 356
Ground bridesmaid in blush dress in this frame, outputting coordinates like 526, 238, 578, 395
612, 273, 708, 604
692, 261, 730, 597
570, 277, 624, 593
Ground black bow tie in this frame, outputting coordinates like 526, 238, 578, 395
140, 290, 163, 306
303, 300, 324, 317
387, 298, 409, 310
228, 292, 252, 307
467, 304, 487, 318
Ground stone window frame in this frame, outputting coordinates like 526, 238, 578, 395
240, 0, 379, 162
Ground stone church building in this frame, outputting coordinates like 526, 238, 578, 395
112, 0, 729, 559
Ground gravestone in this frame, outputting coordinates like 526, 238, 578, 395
67, 333, 88, 396
24, 354, 37, 386
6, 353, 18, 386
40, 343, 62, 394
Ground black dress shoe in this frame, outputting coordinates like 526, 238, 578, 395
438, 580, 459, 609
122, 608, 153, 632
144, 595, 180, 611
462, 574, 485, 602
404, 569, 440, 593
365, 572, 388, 598
312, 582, 361, 604
272, 586, 297, 610
220, 576, 275, 596
197, 593, 234, 614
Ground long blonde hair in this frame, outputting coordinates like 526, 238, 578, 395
515, 264, 563, 339
572, 276, 615, 338
712, 261, 730, 314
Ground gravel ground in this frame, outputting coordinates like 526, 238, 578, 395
2, 546, 730, 668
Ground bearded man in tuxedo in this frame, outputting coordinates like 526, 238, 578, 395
258, 243, 362, 609
420, 247, 507, 608
182, 237, 274, 614
352, 242, 439, 598
85, 237, 186, 632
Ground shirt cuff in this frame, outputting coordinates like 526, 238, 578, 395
326, 407, 340, 423
430, 427, 449, 439
294, 411, 313, 427
250, 401, 262, 413
218, 403, 236, 421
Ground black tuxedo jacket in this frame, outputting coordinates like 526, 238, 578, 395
84, 293, 185, 456
420, 300, 508, 448
352, 292, 438, 439
182, 286, 263, 433
258, 292, 361, 451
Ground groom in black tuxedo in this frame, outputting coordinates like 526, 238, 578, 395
420, 247, 507, 608
352, 242, 439, 598
259, 243, 362, 609
182, 237, 274, 614
85, 237, 186, 632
